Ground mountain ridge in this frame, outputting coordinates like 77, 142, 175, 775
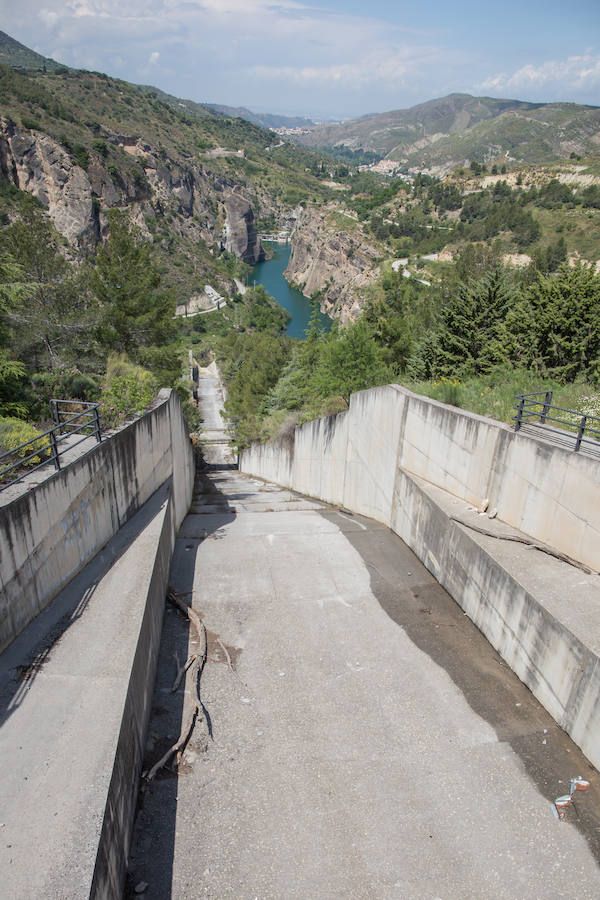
293, 92, 600, 168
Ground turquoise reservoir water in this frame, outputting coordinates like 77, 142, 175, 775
252, 242, 331, 339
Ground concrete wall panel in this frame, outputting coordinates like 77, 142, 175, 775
242, 383, 598, 570
399, 396, 499, 507
0, 389, 194, 652
390, 467, 600, 771
293, 412, 349, 506
239, 382, 600, 768
343, 385, 406, 524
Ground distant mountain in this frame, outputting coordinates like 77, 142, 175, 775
134, 91, 313, 132
205, 104, 313, 130
135, 95, 313, 130
294, 93, 600, 168
0, 30, 69, 73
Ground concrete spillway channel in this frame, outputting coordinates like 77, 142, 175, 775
127, 372, 600, 898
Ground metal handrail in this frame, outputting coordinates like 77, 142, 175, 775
514, 392, 600, 452
0, 400, 102, 491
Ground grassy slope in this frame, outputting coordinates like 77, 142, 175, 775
408, 371, 600, 428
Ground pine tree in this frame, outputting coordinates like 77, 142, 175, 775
313, 319, 388, 406
435, 266, 515, 377
91, 210, 173, 353
525, 265, 600, 381
0, 211, 89, 369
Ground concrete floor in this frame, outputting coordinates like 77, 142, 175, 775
126, 371, 600, 900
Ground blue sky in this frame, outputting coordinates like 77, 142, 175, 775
1, 1, 599, 119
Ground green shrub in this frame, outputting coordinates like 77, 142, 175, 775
21, 117, 41, 131
0, 417, 50, 470
137, 344, 183, 387
431, 377, 462, 407
70, 374, 98, 400
99, 354, 157, 428
91, 139, 109, 158
32, 366, 98, 406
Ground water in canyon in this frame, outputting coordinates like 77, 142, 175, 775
251, 242, 331, 339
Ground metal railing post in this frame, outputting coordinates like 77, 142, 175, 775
93, 406, 102, 443
575, 415, 587, 451
50, 399, 60, 431
541, 390, 552, 423
515, 396, 525, 431
49, 428, 61, 471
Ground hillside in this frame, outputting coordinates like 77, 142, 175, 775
295, 93, 600, 170
0, 59, 335, 306
2, 54, 599, 327
0, 30, 69, 73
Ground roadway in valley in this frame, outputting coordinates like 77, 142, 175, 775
126, 368, 600, 899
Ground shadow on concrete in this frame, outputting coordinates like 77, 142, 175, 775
0, 485, 169, 728
322, 508, 600, 866
125, 466, 236, 899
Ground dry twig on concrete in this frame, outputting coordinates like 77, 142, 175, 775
144, 590, 207, 782
171, 650, 198, 693
449, 517, 597, 576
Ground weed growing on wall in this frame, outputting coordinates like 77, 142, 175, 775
98, 355, 157, 429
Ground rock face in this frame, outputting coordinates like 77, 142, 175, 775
0, 119, 95, 245
0, 118, 264, 270
223, 191, 264, 264
285, 206, 380, 323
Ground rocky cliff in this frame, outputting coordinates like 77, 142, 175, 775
0, 117, 264, 264
0, 118, 96, 245
285, 206, 380, 323
223, 191, 264, 264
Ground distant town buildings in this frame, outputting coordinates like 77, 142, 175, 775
274, 126, 312, 136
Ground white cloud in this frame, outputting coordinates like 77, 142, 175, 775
479, 51, 600, 98
2, 0, 596, 116
251, 48, 436, 90
39, 9, 60, 27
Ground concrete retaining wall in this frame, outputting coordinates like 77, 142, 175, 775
391, 469, 600, 771
0, 388, 195, 652
242, 384, 599, 572
90, 486, 176, 900
240, 384, 600, 769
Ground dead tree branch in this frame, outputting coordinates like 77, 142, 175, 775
217, 636, 246, 686
144, 590, 207, 782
